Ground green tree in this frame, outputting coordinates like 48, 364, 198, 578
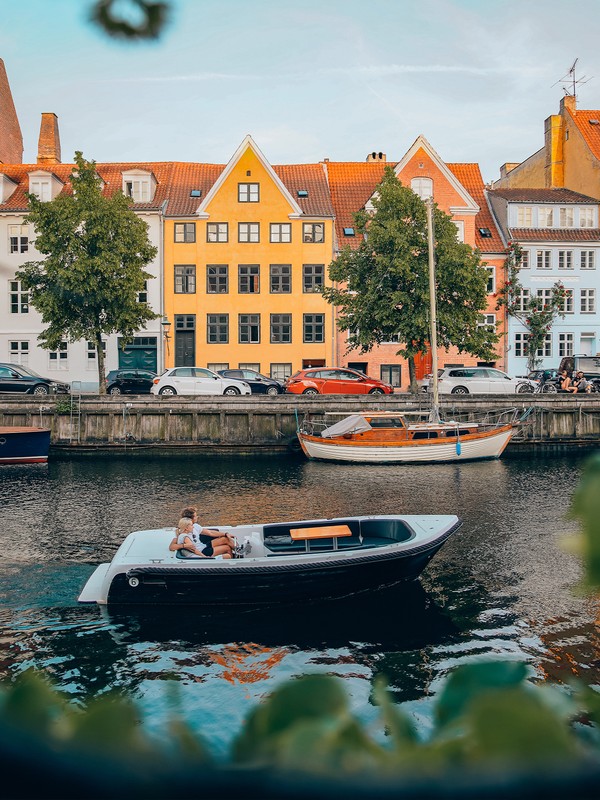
17, 152, 158, 394
323, 168, 498, 391
496, 242, 566, 373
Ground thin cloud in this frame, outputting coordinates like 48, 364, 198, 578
112, 72, 261, 83
323, 64, 544, 78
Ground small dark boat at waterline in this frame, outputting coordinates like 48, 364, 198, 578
0, 426, 51, 464
78, 514, 461, 607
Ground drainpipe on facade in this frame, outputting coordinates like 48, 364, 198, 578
159, 200, 166, 373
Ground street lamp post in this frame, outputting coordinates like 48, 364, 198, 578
160, 316, 172, 371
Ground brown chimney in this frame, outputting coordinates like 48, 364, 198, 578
366, 151, 386, 163
37, 113, 61, 164
0, 58, 23, 164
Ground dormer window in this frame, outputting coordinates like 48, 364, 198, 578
411, 177, 433, 200
28, 170, 63, 202
121, 170, 156, 203
0, 174, 17, 204
559, 207, 574, 227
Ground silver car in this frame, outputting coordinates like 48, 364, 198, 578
150, 367, 251, 396
428, 367, 535, 395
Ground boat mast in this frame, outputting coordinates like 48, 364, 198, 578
426, 197, 440, 423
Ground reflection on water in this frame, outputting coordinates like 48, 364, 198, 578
0, 450, 598, 753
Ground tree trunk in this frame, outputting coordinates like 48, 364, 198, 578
408, 356, 418, 393
96, 334, 106, 395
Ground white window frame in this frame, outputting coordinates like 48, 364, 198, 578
9, 340, 29, 365
517, 206, 533, 227
29, 179, 51, 201
411, 177, 433, 199
453, 220, 465, 242
270, 223, 291, 243
538, 207, 553, 227
559, 207, 574, 227
536, 250, 551, 270
514, 332, 529, 357
581, 289, 596, 313
580, 208, 594, 228
558, 332, 574, 357
581, 250, 595, 270
520, 250, 530, 269
517, 288, 530, 312
9, 224, 29, 254
560, 289, 574, 314
48, 342, 68, 370
9, 280, 29, 314
484, 265, 495, 293
536, 334, 552, 358
558, 250, 573, 270
124, 178, 151, 202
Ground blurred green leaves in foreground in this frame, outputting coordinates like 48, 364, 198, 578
1, 455, 599, 786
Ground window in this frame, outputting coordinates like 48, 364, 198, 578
9, 280, 28, 313
580, 208, 594, 228
581, 250, 595, 270
478, 313, 496, 331
207, 264, 228, 293
514, 332, 529, 357
270, 264, 291, 293
538, 207, 553, 227
239, 314, 260, 343
484, 265, 495, 293
49, 342, 68, 370
516, 288, 530, 312
517, 207, 533, 227
303, 263, 324, 293
536, 250, 551, 269
239, 264, 260, 293
175, 314, 195, 330
86, 340, 106, 369
238, 222, 260, 243
239, 363, 260, 372
382, 333, 401, 344
303, 314, 324, 343
560, 289, 574, 314
581, 289, 596, 313
174, 265, 196, 294
270, 314, 292, 343
381, 364, 401, 387
238, 183, 259, 202
9, 225, 28, 253
174, 223, 196, 243
558, 332, 574, 357
125, 179, 150, 202
9, 340, 28, 365
559, 207, 574, 227
207, 314, 228, 344
30, 179, 51, 201
558, 250, 573, 270
520, 250, 530, 269
303, 223, 324, 243
411, 177, 433, 199
536, 334, 552, 358
270, 223, 291, 243
271, 363, 292, 381
137, 280, 148, 304
208, 363, 229, 372
206, 223, 228, 243
537, 288, 553, 308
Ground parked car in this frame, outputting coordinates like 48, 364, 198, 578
426, 367, 535, 395
105, 369, 157, 395
217, 368, 283, 395
0, 363, 70, 395
284, 367, 393, 395
151, 367, 251, 396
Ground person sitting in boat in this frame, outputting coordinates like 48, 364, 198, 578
174, 517, 233, 559
169, 505, 234, 557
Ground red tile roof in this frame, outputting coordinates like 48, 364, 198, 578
323, 161, 389, 249
507, 227, 600, 242
567, 108, 600, 162
273, 163, 334, 218
489, 187, 598, 204
447, 163, 505, 252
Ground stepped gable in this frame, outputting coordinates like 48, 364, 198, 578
324, 161, 389, 249
0, 58, 23, 164
448, 163, 505, 252
273, 163, 334, 218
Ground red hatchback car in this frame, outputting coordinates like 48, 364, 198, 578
285, 367, 393, 395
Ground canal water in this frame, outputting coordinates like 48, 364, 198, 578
0, 449, 598, 757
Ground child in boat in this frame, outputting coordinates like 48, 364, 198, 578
170, 506, 234, 557
175, 516, 232, 559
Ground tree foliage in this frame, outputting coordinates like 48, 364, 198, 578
16, 152, 158, 393
322, 168, 498, 389
90, 0, 170, 40
496, 242, 566, 372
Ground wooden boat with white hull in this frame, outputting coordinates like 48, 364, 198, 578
297, 411, 516, 464
78, 514, 461, 607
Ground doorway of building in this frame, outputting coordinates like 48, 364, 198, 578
117, 336, 158, 371
348, 362, 368, 374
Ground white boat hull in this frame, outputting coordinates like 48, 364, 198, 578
299, 427, 513, 463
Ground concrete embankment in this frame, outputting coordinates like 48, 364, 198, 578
1, 394, 600, 453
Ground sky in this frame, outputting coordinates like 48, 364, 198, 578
2, 0, 600, 182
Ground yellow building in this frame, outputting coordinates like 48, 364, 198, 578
163, 137, 336, 380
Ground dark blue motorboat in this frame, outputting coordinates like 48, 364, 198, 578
0, 426, 51, 464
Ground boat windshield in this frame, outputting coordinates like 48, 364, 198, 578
321, 415, 372, 439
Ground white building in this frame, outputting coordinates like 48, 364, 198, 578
487, 188, 600, 375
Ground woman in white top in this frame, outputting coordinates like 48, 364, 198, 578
175, 517, 232, 559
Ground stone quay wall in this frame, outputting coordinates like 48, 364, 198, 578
1, 394, 600, 452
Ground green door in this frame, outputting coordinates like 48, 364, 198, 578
117, 337, 158, 371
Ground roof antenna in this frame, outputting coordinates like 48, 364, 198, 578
552, 58, 593, 99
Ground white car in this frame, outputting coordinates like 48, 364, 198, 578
151, 367, 251, 396
427, 367, 535, 395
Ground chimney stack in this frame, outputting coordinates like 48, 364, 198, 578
37, 113, 61, 164
0, 58, 23, 164
366, 151, 386, 163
